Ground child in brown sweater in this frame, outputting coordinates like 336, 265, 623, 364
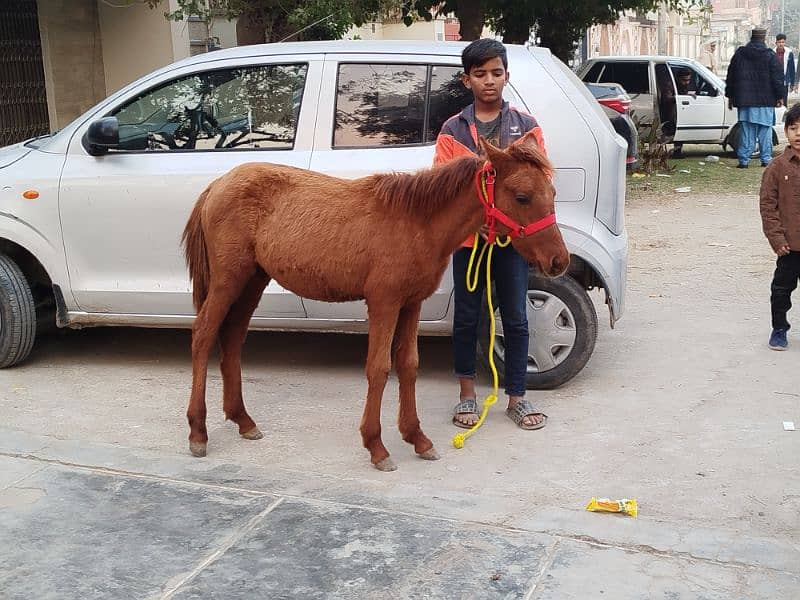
760, 103, 800, 349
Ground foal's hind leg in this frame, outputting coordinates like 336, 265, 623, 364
187, 275, 252, 457
394, 301, 438, 460
219, 269, 270, 440
361, 301, 401, 471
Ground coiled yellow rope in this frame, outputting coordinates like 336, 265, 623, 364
452, 174, 511, 449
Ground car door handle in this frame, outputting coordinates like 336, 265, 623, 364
681, 100, 690, 105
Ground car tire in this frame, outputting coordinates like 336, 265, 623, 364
724, 123, 741, 156
724, 123, 780, 155
0, 254, 36, 368
478, 273, 598, 390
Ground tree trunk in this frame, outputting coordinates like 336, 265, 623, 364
536, 22, 577, 64
236, 8, 266, 45
502, 20, 531, 44
455, 2, 486, 40
236, 7, 295, 44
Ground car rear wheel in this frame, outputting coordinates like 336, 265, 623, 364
724, 122, 780, 156
478, 274, 598, 390
0, 254, 36, 368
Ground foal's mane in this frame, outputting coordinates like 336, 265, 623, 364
506, 141, 555, 180
369, 155, 482, 218
369, 141, 554, 217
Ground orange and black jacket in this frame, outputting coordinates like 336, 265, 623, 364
434, 101, 546, 165
433, 100, 547, 245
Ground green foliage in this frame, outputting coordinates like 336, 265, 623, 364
145, 0, 708, 61
401, 1, 707, 62
144, 0, 402, 43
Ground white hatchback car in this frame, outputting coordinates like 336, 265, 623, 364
578, 55, 787, 150
0, 41, 627, 388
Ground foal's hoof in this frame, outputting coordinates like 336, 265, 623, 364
189, 441, 207, 457
418, 447, 440, 461
374, 457, 397, 472
241, 427, 263, 440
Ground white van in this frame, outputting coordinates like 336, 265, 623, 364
0, 41, 627, 388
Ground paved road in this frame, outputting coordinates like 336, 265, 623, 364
1, 190, 799, 598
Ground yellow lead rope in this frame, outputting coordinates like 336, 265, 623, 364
452, 173, 511, 449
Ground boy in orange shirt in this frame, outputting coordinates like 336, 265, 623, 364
434, 39, 548, 430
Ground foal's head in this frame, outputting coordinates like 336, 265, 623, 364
481, 138, 569, 278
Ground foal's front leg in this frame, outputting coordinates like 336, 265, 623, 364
394, 302, 438, 460
361, 302, 401, 471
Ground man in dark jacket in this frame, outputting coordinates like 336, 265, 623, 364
726, 28, 785, 168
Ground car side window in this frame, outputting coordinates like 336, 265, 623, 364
426, 65, 472, 142
597, 62, 649, 95
668, 62, 717, 97
583, 62, 606, 83
111, 64, 308, 152
334, 63, 427, 147
333, 63, 521, 148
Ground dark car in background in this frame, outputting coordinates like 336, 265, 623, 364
585, 82, 638, 170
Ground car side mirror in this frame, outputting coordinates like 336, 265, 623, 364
83, 117, 120, 156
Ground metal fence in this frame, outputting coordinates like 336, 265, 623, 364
0, 0, 50, 147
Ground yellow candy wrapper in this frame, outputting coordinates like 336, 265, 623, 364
585, 497, 638, 517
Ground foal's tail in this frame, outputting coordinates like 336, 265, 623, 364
182, 186, 211, 311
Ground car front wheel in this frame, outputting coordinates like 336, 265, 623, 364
478, 273, 598, 390
0, 254, 36, 368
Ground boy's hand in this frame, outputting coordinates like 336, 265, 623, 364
478, 224, 489, 241
776, 243, 791, 256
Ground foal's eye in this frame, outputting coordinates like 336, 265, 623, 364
515, 194, 530, 205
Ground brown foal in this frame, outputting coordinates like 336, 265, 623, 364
182, 138, 569, 470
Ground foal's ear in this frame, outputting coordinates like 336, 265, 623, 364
478, 136, 506, 166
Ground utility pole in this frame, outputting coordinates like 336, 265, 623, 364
781, 0, 785, 33
658, 3, 668, 54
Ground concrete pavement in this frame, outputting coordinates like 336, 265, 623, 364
1, 428, 797, 599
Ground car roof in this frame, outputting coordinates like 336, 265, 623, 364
587, 55, 699, 62
174, 40, 550, 68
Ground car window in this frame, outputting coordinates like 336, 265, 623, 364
334, 63, 427, 147
426, 65, 472, 142
111, 64, 308, 152
333, 63, 521, 148
583, 62, 606, 83
668, 62, 717, 97
597, 62, 649, 95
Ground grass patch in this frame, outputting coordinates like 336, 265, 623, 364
626, 143, 771, 198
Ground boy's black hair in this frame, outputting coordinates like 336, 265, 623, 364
777, 33, 787, 41
785, 103, 800, 128
462, 39, 508, 74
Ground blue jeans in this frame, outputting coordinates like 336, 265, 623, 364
452, 244, 529, 397
737, 120, 773, 166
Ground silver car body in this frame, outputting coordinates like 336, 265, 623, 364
0, 41, 626, 364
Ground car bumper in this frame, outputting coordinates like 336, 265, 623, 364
566, 220, 628, 324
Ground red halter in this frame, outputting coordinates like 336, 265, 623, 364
474, 162, 556, 245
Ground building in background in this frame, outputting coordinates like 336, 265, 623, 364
2, 0, 236, 145
582, 1, 771, 75
1, 1, 465, 146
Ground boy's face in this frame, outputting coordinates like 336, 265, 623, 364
786, 120, 800, 153
777, 39, 786, 50
462, 57, 508, 105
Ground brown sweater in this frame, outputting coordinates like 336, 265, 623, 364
760, 147, 800, 251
